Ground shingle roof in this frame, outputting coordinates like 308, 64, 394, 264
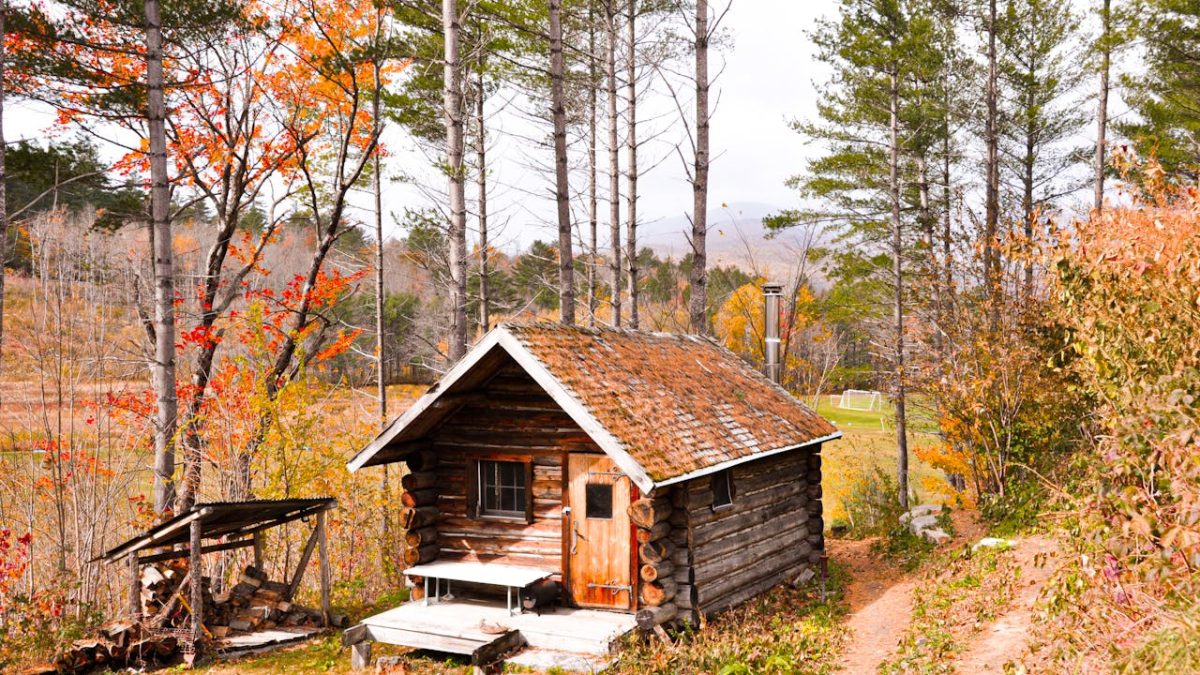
503, 323, 839, 483
347, 323, 840, 491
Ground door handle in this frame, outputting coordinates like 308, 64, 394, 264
571, 518, 586, 554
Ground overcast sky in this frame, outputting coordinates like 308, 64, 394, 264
5, 2, 913, 252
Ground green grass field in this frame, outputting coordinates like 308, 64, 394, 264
812, 395, 952, 525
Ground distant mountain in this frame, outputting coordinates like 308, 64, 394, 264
640, 201, 829, 278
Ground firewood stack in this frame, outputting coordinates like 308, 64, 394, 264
43, 563, 332, 672
630, 494, 680, 630
399, 450, 440, 570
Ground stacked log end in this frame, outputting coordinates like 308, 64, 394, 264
50, 563, 330, 671
805, 451, 824, 565
630, 493, 682, 631
399, 450, 441, 567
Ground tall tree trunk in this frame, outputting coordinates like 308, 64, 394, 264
889, 71, 909, 512
984, 0, 1001, 317
372, 50, 390, 574
146, 0, 178, 515
0, 4, 7, 371
1094, 0, 1110, 212
1022, 86, 1035, 296
689, 0, 709, 336
606, 1, 621, 326
587, 3, 599, 327
625, 0, 638, 329
475, 67, 490, 333
444, 0, 468, 360
549, 0, 575, 325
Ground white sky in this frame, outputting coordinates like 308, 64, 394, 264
8, 0, 1113, 253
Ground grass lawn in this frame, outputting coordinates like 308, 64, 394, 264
812, 396, 954, 525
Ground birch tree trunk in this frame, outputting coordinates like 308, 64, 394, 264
889, 70, 909, 512
475, 67, 490, 333
625, 0, 639, 329
587, 3, 599, 327
1094, 0, 1110, 213
146, 0, 178, 515
606, 1, 621, 326
444, 0, 468, 360
688, 0, 709, 336
549, 0, 575, 325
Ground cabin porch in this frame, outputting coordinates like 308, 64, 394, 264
345, 596, 636, 670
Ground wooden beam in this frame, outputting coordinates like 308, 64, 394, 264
317, 510, 331, 627
189, 519, 203, 663
128, 553, 140, 619
136, 538, 255, 565
253, 530, 264, 570
286, 524, 321, 601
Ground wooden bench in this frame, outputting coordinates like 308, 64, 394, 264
404, 561, 555, 615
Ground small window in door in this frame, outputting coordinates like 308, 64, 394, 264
585, 482, 614, 519
711, 469, 734, 510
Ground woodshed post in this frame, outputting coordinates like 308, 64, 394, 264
318, 509, 331, 626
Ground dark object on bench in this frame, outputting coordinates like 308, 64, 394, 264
520, 579, 561, 615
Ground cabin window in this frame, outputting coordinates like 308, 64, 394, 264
711, 469, 734, 510
585, 482, 614, 519
470, 459, 533, 522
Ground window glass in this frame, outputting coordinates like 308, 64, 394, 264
479, 460, 527, 517
711, 469, 733, 509
585, 483, 613, 519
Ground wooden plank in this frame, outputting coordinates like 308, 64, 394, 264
136, 537, 255, 565
286, 524, 320, 601
471, 630, 525, 667
318, 510, 331, 626
366, 625, 489, 655
190, 520, 203, 649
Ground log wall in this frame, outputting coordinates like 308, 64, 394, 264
423, 363, 600, 573
681, 447, 823, 616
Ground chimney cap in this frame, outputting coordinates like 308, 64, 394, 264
763, 281, 784, 294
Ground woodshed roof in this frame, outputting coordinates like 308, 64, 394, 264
347, 323, 840, 493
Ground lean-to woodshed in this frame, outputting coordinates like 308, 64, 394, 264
344, 323, 839, 662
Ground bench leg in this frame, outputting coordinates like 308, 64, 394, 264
350, 642, 372, 670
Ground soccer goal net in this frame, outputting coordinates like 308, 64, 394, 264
838, 389, 882, 411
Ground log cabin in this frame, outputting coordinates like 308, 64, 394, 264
344, 322, 840, 668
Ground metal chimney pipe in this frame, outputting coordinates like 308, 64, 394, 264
763, 282, 783, 384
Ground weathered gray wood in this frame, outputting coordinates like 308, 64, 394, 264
687, 480, 808, 529
675, 584, 695, 609
286, 523, 320, 601
636, 603, 677, 630
701, 558, 810, 615
350, 641, 372, 670
635, 521, 670, 544
672, 564, 692, 585
470, 630, 525, 667
318, 509, 331, 626
128, 554, 139, 618
670, 545, 690, 568
400, 488, 438, 508
401, 472, 437, 491
692, 510, 810, 565
691, 489, 809, 548
137, 537, 255, 564
640, 560, 674, 583
342, 623, 371, 646
692, 520, 811, 577
640, 578, 677, 606
697, 543, 812, 609
189, 519, 203, 649
253, 530, 264, 571
683, 487, 714, 509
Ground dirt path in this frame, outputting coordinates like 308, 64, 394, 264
831, 536, 917, 673
830, 510, 990, 673
953, 535, 1058, 673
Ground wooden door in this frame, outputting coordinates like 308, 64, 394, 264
566, 453, 633, 610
